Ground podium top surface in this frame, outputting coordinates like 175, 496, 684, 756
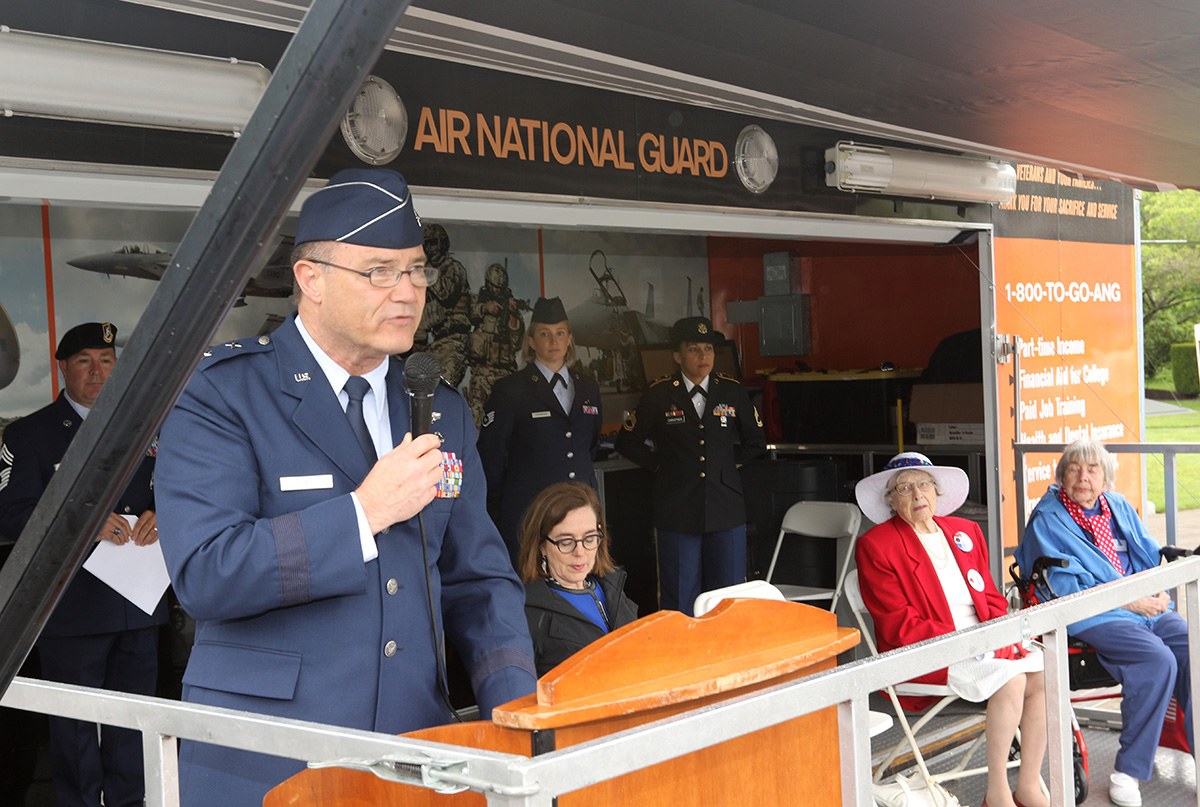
493, 599, 859, 730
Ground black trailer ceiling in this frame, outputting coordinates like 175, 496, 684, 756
8, 0, 1200, 190
417, 0, 1200, 191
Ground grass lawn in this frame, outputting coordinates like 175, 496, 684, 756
1145, 395, 1200, 511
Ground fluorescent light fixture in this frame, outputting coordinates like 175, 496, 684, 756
825, 141, 1017, 205
0, 27, 270, 136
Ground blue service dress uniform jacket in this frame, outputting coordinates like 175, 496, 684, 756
0, 393, 165, 635
614, 371, 766, 534
154, 315, 536, 806
477, 365, 602, 556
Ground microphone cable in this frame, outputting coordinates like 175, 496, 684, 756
403, 352, 462, 722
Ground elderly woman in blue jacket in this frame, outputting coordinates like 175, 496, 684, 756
1016, 438, 1191, 807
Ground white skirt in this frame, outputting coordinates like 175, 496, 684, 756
946, 647, 1044, 702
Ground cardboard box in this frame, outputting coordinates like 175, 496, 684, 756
910, 383, 985, 445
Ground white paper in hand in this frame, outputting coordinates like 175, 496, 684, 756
82, 515, 170, 615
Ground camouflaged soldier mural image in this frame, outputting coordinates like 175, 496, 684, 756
467, 260, 528, 427
413, 224, 473, 387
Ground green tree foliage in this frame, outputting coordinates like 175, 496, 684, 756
1142, 190, 1200, 376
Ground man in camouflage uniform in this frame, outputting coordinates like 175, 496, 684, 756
466, 261, 526, 427
412, 224, 472, 387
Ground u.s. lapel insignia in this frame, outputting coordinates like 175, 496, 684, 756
294, 372, 311, 383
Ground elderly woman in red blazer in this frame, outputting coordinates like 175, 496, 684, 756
854, 453, 1047, 807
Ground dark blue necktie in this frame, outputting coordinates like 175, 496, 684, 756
344, 376, 377, 463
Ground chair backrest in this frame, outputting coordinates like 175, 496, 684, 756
767, 501, 863, 588
692, 580, 785, 617
779, 500, 862, 540
841, 569, 879, 655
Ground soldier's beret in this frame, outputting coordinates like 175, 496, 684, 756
55, 322, 117, 360
670, 316, 723, 346
295, 168, 422, 250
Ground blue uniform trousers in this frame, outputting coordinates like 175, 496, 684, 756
656, 525, 746, 616
1076, 611, 1192, 780
38, 627, 159, 807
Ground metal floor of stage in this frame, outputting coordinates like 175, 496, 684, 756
875, 693, 1198, 807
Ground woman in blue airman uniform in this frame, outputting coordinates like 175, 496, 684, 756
478, 297, 603, 563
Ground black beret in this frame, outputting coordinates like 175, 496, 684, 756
56, 322, 117, 360
530, 297, 568, 324
670, 316, 723, 346
295, 168, 422, 249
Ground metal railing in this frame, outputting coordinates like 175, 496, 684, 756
4, 558, 1198, 807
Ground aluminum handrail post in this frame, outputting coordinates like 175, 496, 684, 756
1186, 576, 1200, 807
837, 694, 874, 807
1041, 625, 1074, 806
143, 730, 179, 807
1165, 448, 1178, 547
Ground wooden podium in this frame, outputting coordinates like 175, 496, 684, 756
265, 599, 858, 807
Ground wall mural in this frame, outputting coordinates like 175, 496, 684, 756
0, 203, 709, 431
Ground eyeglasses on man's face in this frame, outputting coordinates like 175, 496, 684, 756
889, 480, 936, 498
544, 532, 604, 553
307, 258, 440, 288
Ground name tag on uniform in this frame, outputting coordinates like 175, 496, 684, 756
279, 474, 334, 491
531, 411, 552, 418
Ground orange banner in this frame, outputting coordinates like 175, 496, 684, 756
994, 238, 1142, 549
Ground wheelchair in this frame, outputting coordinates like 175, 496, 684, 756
1008, 546, 1194, 803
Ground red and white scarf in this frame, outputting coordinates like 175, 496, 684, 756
1057, 487, 1123, 574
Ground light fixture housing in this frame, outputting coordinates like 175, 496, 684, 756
824, 141, 1017, 205
0, 27, 270, 136
734, 124, 779, 194
340, 75, 408, 165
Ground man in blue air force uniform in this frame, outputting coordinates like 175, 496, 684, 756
154, 169, 537, 806
0, 322, 165, 807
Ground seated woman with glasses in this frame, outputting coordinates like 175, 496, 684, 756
516, 482, 639, 677
854, 453, 1048, 807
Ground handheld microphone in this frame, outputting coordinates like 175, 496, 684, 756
404, 352, 442, 437
402, 350, 461, 721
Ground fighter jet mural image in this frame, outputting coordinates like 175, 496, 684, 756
566, 249, 671, 391
567, 250, 671, 350
0, 299, 19, 391
67, 238, 295, 306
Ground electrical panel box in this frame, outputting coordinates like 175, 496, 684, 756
759, 294, 810, 356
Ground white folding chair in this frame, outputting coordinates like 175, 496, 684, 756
765, 501, 862, 611
692, 579, 784, 617
843, 569, 1018, 786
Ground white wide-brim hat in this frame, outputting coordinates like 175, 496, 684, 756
854, 452, 970, 525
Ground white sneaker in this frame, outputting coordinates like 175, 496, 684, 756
1109, 771, 1142, 807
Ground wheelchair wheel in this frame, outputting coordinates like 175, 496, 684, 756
1074, 753, 1089, 803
